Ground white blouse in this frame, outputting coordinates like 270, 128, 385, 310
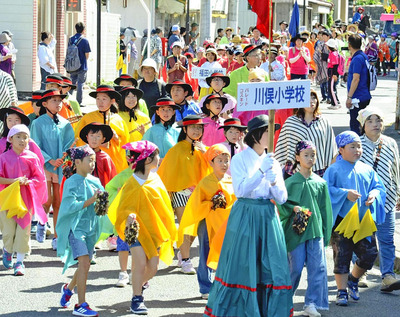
230, 147, 287, 204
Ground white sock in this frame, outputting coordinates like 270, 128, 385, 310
16, 252, 25, 263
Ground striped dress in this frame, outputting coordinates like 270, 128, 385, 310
275, 115, 337, 176
360, 134, 400, 212
0, 70, 17, 109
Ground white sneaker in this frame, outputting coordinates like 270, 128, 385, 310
303, 304, 321, 317
181, 259, 196, 274
177, 250, 182, 267
51, 238, 57, 251
107, 236, 118, 251
358, 272, 368, 288
116, 271, 129, 287
201, 293, 209, 300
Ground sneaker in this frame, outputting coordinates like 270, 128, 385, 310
52, 238, 57, 251
181, 259, 196, 275
36, 223, 46, 243
177, 250, 182, 267
327, 104, 342, 110
130, 295, 148, 315
321, 98, 327, 103
30, 221, 38, 234
13, 261, 25, 276
2, 248, 13, 269
116, 271, 129, 287
107, 236, 117, 251
381, 274, 400, 292
347, 279, 360, 300
303, 303, 321, 317
73, 302, 98, 316
358, 272, 368, 288
60, 283, 74, 308
201, 293, 209, 300
336, 290, 348, 306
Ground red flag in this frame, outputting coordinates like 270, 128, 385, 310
248, 0, 273, 39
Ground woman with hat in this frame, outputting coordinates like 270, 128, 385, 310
158, 115, 212, 275
118, 86, 151, 142
198, 48, 223, 99
279, 21, 289, 34
288, 34, 311, 80
201, 94, 228, 146
142, 97, 181, 159
75, 85, 130, 173
356, 107, 400, 292
275, 89, 336, 178
30, 89, 75, 245
204, 114, 293, 316
220, 27, 233, 45
0, 32, 12, 75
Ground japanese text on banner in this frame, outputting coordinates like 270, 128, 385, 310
191, 67, 226, 79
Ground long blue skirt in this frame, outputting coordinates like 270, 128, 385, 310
204, 198, 293, 317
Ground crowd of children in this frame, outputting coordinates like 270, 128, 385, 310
0, 41, 399, 317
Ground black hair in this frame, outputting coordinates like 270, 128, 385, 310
217, 28, 223, 34
360, 114, 384, 135
177, 126, 204, 142
1, 112, 26, 138
244, 126, 268, 148
75, 22, 85, 34
86, 127, 104, 138
154, 107, 176, 125
328, 46, 336, 52
119, 90, 139, 113
155, 27, 162, 35
41, 31, 50, 41
348, 34, 362, 50
129, 148, 160, 174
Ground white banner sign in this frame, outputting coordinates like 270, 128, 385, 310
191, 66, 226, 79
237, 80, 311, 111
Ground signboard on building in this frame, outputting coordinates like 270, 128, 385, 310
237, 80, 311, 111
191, 67, 226, 79
66, 0, 81, 12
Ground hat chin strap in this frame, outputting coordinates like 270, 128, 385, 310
46, 108, 59, 124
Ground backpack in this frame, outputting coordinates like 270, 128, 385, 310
364, 56, 377, 91
337, 54, 345, 76
64, 37, 83, 73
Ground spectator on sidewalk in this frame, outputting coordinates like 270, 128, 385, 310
167, 25, 181, 55
38, 32, 57, 90
150, 27, 163, 72
68, 22, 91, 106
0, 33, 12, 77
346, 34, 371, 134
2, 30, 17, 82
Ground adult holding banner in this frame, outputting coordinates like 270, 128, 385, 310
198, 48, 223, 99
224, 44, 269, 99
288, 34, 310, 80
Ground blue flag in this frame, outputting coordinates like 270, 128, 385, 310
289, 0, 300, 47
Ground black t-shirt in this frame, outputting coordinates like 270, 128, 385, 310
120, 39, 126, 58
139, 79, 167, 117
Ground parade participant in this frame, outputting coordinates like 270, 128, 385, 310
221, 47, 238, 74
0, 124, 47, 276
314, 30, 330, 103
142, 97, 181, 159
165, 80, 201, 121
279, 21, 289, 35
323, 131, 386, 306
289, 34, 310, 80
365, 35, 378, 64
158, 115, 211, 274
326, 39, 340, 109
166, 42, 188, 83
60, 75, 82, 121
57, 145, 103, 316
114, 74, 149, 116
79, 123, 116, 187
184, 52, 199, 100
108, 141, 176, 315
0, 106, 44, 166
198, 48, 223, 99
30, 89, 75, 247
201, 94, 227, 146
220, 27, 233, 44
233, 48, 245, 70
377, 34, 390, 77
275, 90, 336, 177
0, 32, 12, 76
389, 32, 397, 77
75, 85, 129, 173
352, 6, 364, 24
204, 115, 293, 316
302, 31, 316, 79
277, 140, 333, 317
260, 45, 286, 81
357, 108, 400, 292
218, 118, 247, 159
118, 86, 151, 142
178, 144, 236, 299
27, 90, 43, 128
224, 44, 268, 99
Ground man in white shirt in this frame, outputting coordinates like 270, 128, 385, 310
260, 46, 285, 81
38, 31, 57, 90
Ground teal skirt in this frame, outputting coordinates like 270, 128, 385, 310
204, 198, 293, 317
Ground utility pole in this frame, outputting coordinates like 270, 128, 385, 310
97, 0, 101, 87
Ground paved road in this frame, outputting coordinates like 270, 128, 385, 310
2, 76, 400, 316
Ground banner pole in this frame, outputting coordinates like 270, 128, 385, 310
267, 1, 275, 152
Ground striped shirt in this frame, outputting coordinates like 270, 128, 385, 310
275, 115, 337, 175
0, 70, 17, 109
360, 134, 400, 212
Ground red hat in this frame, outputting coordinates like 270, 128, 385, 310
43, 75, 68, 87
60, 75, 77, 89
177, 114, 209, 127
184, 52, 194, 59
218, 118, 247, 130
0, 106, 30, 127
165, 80, 194, 97
358, 6, 364, 12
205, 72, 230, 87
89, 85, 121, 102
80, 122, 114, 144
243, 44, 262, 56
37, 89, 67, 107
151, 97, 181, 111
114, 74, 138, 87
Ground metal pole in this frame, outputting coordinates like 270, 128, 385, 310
97, 0, 101, 87
268, 1, 275, 152
303, 0, 306, 27
138, 0, 151, 59
185, 0, 190, 45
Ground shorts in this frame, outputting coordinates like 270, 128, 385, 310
331, 230, 378, 274
170, 189, 192, 209
68, 231, 94, 260
117, 236, 141, 251
45, 170, 59, 184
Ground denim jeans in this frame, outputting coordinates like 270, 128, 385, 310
197, 219, 212, 294
320, 81, 328, 100
40, 68, 51, 90
70, 69, 87, 105
288, 237, 329, 310
376, 208, 396, 277
349, 99, 370, 134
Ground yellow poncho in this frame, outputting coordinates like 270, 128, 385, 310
75, 110, 129, 173
178, 173, 236, 269
108, 172, 177, 265
157, 140, 212, 192
119, 110, 152, 142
